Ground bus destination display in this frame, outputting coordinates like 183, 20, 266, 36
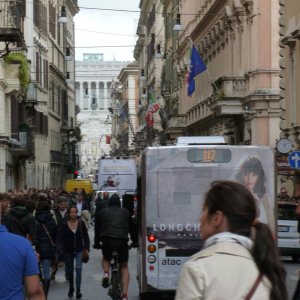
187, 149, 231, 163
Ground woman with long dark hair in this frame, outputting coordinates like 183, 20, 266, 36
175, 180, 287, 300
235, 156, 275, 232
57, 206, 90, 299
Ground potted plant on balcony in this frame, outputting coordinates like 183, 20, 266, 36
4, 52, 30, 94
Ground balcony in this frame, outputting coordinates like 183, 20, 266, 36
167, 114, 186, 128
161, 80, 171, 97
25, 83, 37, 105
0, 1, 25, 44
207, 76, 246, 116
50, 150, 69, 165
10, 131, 33, 158
61, 117, 71, 131
160, 111, 186, 140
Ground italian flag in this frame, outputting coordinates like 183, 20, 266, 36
146, 93, 160, 127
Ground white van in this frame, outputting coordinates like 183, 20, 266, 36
277, 201, 300, 260
97, 158, 137, 198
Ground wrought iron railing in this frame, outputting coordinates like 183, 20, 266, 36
10, 131, 34, 157
26, 83, 37, 103
50, 150, 69, 165
0, 1, 25, 42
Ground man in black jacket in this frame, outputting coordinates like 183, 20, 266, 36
3, 195, 35, 242
53, 196, 68, 226
94, 194, 137, 300
95, 191, 110, 212
51, 195, 68, 280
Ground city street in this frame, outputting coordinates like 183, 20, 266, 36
48, 249, 140, 300
284, 257, 300, 300
1, 0, 300, 298
47, 227, 300, 300
48, 228, 140, 300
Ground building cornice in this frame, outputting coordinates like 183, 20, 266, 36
67, 0, 80, 16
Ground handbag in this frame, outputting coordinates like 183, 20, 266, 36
82, 248, 89, 263
80, 221, 89, 263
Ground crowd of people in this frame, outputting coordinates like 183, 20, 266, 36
0, 180, 290, 300
0, 187, 136, 300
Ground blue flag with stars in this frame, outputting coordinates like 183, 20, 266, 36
187, 45, 207, 97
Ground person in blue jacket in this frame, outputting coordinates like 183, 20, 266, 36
0, 223, 45, 299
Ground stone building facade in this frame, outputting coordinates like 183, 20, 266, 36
159, 0, 281, 146
110, 61, 139, 156
0, 0, 79, 191
75, 54, 129, 177
278, 0, 300, 197
133, 0, 281, 149
134, 0, 165, 148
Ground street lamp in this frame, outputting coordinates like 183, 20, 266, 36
173, 14, 183, 31
65, 47, 72, 61
141, 88, 147, 98
65, 72, 72, 84
155, 44, 163, 59
58, 6, 67, 24
140, 69, 146, 81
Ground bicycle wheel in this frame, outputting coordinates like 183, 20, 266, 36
108, 272, 121, 300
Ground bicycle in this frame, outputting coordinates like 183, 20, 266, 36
94, 242, 137, 300
107, 249, 122, 300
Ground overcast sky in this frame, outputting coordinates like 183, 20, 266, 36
74, 0, 140, 62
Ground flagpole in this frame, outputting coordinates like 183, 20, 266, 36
187, 36, 193, 47
206, 69, 221, 96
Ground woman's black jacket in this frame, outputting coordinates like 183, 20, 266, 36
57, 220, 90, 255
35, 210, 57, 260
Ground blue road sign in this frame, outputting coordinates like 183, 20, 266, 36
288, 151, 300, 169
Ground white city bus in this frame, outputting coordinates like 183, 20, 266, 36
137, 138, 275, 298
97, 157, 137, 198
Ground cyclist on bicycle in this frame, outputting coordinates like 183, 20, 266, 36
94, 194, 138, 300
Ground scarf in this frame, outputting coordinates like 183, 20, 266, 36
203, 231, 253, 251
